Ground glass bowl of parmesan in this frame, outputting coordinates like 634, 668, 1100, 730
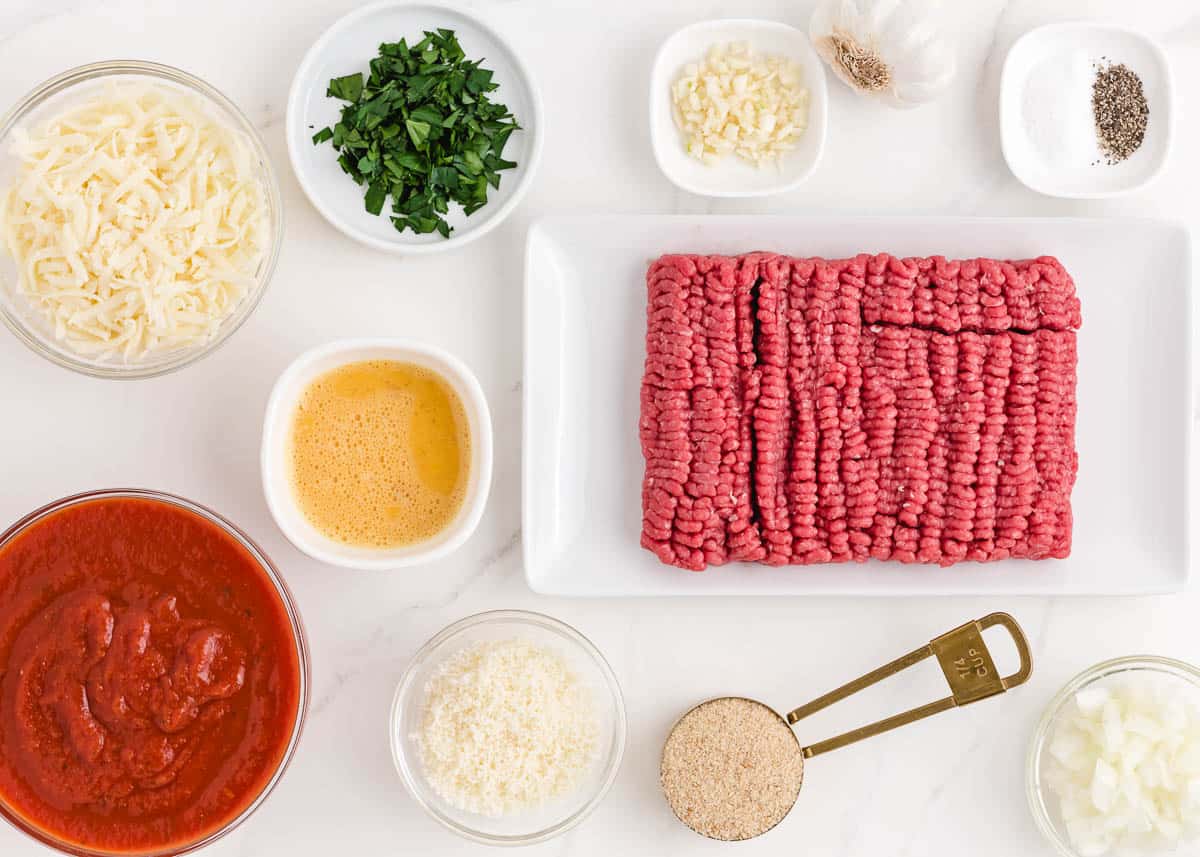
390, 609, 627, 846
0, 60, 282, 379
1028, 656, 1200, 857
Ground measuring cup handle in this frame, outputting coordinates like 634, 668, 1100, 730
790, 613, 1034, 759
978, 612, 1032, 689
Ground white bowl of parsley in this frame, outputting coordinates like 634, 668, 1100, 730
286, 1, 543, 253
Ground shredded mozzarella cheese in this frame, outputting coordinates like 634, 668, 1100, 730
413, 638, 600, 817
671, 42, 810, 168
0, 82, 268, 359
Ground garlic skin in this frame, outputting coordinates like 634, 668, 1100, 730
809, 0, 957, 108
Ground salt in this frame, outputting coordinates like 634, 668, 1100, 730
1020, 49, 1102, 168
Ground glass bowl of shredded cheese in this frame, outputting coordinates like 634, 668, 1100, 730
0, 60, 282, 379
390, 610, 627, 845
1029, 656, 1200, 857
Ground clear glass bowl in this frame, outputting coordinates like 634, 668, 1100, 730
1027, 655, 1200, 857
0, 61, 283, 379
390, 610, 627, 846
0, 489, 310, 857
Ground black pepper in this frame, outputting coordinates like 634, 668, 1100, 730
1091, 59, 1149, 165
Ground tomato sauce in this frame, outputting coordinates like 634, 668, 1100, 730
0, 496, 303, 853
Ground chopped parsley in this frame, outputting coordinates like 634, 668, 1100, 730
312, 29, 520, 238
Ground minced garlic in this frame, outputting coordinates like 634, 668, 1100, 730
670, 42, 809, 168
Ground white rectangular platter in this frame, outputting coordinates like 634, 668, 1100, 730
523, 216, 1192, 596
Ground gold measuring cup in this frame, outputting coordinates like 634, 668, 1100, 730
661, 613, 1033, 841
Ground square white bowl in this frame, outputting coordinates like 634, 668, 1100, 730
261, 339, 493, 570
649, 19, 827, 198
999, 22, 1172, 198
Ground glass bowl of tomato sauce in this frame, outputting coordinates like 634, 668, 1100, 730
0, 489, 310, 856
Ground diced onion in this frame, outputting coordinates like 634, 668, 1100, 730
0, 82, 268, 360
1043, 677, 1200, 856
669, 41, 809, 168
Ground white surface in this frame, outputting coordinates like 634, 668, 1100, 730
285, 1, 543, 253
1000, 22, 1173, 198
524, 215, 1191, 597
649, 19, 827, 197
0, 1, 1198, 856
261, 338, 494, 569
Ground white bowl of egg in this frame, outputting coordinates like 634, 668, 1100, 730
261, 338, 492, 570
649, 19, 828, 198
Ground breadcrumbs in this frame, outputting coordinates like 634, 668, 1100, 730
660, 697, 804, 840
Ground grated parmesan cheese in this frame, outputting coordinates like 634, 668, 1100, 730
413, 637, 600, 817
0, 81, 269, 360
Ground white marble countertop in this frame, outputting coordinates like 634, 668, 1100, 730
0, 0, 1196, 855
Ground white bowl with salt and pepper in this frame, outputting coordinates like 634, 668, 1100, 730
1000, 22, 1172, 198
649, 19, 828, 198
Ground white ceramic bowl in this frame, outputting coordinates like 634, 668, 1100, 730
1000, 22, 1172, 198
286, 1, 543, 254
390, 610, 627, 846
649, 19, 827, 198
260, 338, 493, 570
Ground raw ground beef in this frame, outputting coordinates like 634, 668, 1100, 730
639, 253, 1081, 571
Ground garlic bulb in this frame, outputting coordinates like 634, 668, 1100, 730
809, 0, 956, 108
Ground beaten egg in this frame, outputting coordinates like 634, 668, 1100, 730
288, 360, 471, 548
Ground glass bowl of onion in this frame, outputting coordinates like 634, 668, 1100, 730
1028, 656, 1200, 857
0, 60, 282, 379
